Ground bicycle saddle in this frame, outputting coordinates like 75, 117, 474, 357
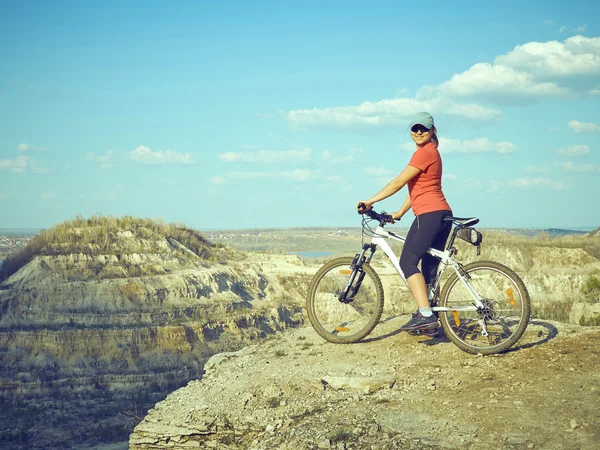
443, 216, 480, 227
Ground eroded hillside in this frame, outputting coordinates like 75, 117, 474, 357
0, 217, 315, 450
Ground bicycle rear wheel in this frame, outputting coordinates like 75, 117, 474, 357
439, 261, 531, 355
306, 257, 384, 344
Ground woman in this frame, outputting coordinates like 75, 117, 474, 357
357, 112, 452, 331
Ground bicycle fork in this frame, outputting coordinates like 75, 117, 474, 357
338, 244, 376, 303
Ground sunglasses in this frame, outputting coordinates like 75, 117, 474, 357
411, 124, 431, 133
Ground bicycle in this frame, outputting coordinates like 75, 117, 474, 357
306, 206, 531, 355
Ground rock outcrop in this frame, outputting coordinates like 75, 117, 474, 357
130, 318, 600, 450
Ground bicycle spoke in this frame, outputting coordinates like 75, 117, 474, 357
440, 261, 530, 355
307, 257, 384, 343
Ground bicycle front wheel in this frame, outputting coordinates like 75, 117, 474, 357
439, 261, 531, 355
306, 257, 384, 344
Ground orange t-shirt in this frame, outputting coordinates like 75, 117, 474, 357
407, 142, 451, 216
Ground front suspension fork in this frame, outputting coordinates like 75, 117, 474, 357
339, 244, 375, 303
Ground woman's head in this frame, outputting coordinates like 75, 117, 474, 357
409, 112, 439, 148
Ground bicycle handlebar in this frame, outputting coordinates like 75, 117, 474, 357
357, 203, 393, 224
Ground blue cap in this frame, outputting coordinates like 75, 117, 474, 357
409, 112, 434, 129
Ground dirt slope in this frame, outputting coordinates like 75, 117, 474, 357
130, 317, 600, 450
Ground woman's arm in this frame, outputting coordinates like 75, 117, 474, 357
357, 165, 421, 210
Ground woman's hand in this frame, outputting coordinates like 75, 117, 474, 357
356, 201, 373, 213
391, 211, 403, 222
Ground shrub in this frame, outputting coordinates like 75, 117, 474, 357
532, 299, 575, 322
330, 428, 353, 442
581, 275, 600, 301
266, 397, 280, 408
579, 314, 600, 326
122, 282, 146, 300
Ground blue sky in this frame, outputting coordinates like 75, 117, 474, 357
1, 0, 599, 230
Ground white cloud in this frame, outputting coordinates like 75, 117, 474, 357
507, 178, 571, 190
223, 171, 269, 180
219, 148, 311, 163
523, 165, 549, 174
439, 101, 503, 120
286, 35, 600, 132
128, 146, 194, 165
210, 175, 226, 185
212, 169, 338, 184
559, 25, 588, 34
0, 156, 43, 173
443, 173, 457, 182
543, 19, 553, 25
324, 175, 352, 191
365, 166, 395, 177
0, 156, 28, 173
17, 143, 35, 151
433, 63, 567, 98
399, 137, 516, 154
86, 150, 116, 168
41, 192, 56, 200
418, 35, 600, 103
549, 127, 561, 132
556, 145, 590, 156
568, 120, 600, 133
283, 169, 315, 181
322, 150, 354, 164
0, 193, 9, 200
286, 97, 501, 129
494, 35, 600, 77
556, 161, 600, 173
443, 138, 516, 154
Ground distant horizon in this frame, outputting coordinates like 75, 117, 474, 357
0, 223, 597, 233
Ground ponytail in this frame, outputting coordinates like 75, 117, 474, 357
431, 128, 439, 148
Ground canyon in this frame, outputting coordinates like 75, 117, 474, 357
0, 220, 598, 449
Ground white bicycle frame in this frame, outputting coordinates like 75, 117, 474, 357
366, 224, 490, 335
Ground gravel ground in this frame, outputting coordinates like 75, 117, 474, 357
130, 315, 600, 450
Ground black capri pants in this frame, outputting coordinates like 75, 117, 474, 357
399, 210, 453, 284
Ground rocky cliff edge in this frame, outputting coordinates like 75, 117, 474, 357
130, 318, 600, 450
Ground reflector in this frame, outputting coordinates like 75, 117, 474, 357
452, 311, 461, 327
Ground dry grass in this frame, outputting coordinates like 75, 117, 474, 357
482, 230, 600, 260
0, 214, 229, 282
532, 299, 576, 322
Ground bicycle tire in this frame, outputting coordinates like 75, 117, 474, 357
306, 257, 384, 344
439, 261, 531, 355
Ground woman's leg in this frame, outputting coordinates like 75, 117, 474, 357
399, 211, 452, 330
421, 211, 453, 285
407, 273, 429, 308
399, 218, 430, 308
